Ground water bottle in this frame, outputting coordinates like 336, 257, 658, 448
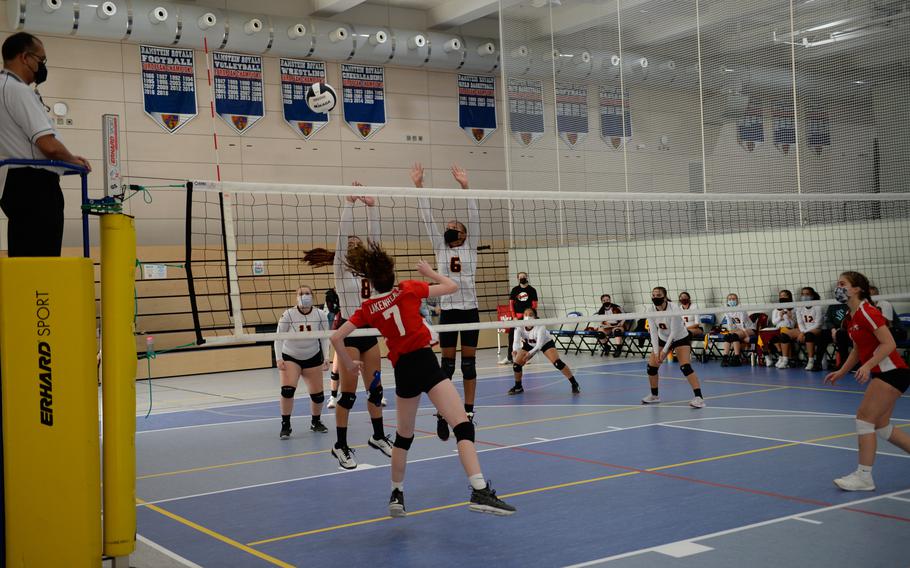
146, 335, 155, 356
750, 351, 756, 367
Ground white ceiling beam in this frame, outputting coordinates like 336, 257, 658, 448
310, 0, 369, 17
428, 0, 525, 29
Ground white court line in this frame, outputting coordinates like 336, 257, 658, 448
563, 489, 910, 567
534, 437, 551, 442
886, 495, 910, 504
136, 534, 205, 568
793, 517, 823, 525
653, 542, 713, 558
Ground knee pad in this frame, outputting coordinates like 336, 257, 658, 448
513, 363, 523, 374
680, 363, 694, 376
367, 384, 384, 406
611, 328, 624, 337
393, 433, 414, 451
441, 357, 456, 379
724, 333, 740, 343
876, 423, 894, 441
646, 365, 659, 377
554, 359, 566, 370
330, 371, 340, 382
280, 386, 296, 399
338, 391, 356, 409
310, 392, 325, 404
856, 419, 875, 435
803, 333, 816, 343
461, 357, 477, 380
453, 421, 475, 443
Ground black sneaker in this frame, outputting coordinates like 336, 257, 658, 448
507, 384, 524, 395
310, 419, 328, 433
279, 424, 292, 439
436, 413, 450, 441
612, 344, 623, 357
730, 357, 742, 367
469, 482, 516, 516
721, 355, 729, 368
389, 488, 406, 518
571, 382, 580, 394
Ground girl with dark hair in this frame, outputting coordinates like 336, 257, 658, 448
507, 307, 579, 395
331, 241, 515, 516
776, 286, 824, 370
642, 287, 705, 408
825, 271, 910, 491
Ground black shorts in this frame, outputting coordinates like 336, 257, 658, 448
282, 351, 324, 369
520, 340, 556, 355
658, 332, 693, 351
875, 368, 910, 394
439, 308, 480, 349
334, 317, 379, 353
394, 348, 448, 399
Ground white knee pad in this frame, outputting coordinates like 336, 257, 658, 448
876, 423, 894, 441
855, 419, 875, 435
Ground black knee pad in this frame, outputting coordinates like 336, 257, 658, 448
611, 328, 624, 337
441, 357, 456, 379
461, 357, 477, 380
453, 421, 475, 443
281, 386, 296, 399
393, 433, 414, 451
724, 333, 740, 343
646, 365, 659, 376
367, 384, 384, 406
310, 392, 325, 404
554, 359, 566, 370
680, 363, 694, 376
330, 371, 340, 382
803, 333, 816, 343
513, 363, 523, 374
338, 391, 356, 409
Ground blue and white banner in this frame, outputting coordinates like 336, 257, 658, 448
341, 64, 386, 140
507, 78, 544, 146
213, 52, 264, 134
140, 45, 197, 133
736, 99, 764, 152
280, 59, 329, 140
599, 86, 632, 149
556, 83, 588, 149
806, 105, 831, 154
772, 100, 795, 155
458, 74, 497, 144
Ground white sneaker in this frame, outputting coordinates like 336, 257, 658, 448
775, 357, 789, 369
764, 355, 775, 367
641, 394, 661, 404
497, 357, 509, 365
804, 360, 815, 371
327, 395, 337, 409
833, 470, 875, 491
331, 445, 357, 469
689, 396, 706, 409
381, 396, 388, 407
368, 435, 394, 457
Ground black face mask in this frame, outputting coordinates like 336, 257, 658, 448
601, 301, 611, 309
779, 297, 791, 303
519, 277, 528, 285
679, 298, 690, 305
34, 61, 47, 85
443, 229, 460, 244
652, 296, 666, 307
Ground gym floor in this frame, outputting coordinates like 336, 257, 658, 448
121, 348, 910, 567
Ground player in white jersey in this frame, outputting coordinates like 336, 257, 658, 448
641, 287, 705, 408
411, 162, 482, 442
677, 291, 704, 339
303, 190, 392, 469
507, 308, 580, 395
721, 293, 755, 367
275, 286, 331, 439
776, 286, 824, 371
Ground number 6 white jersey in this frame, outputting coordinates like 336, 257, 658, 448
417, 197, 479, 311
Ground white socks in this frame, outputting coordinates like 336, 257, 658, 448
391, 481, 404, 492
857, 464, 873, 475
469, 473, 486, 491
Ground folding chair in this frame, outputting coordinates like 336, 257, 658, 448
552, 311, 601, 355
690, 314, 713, 362
897, 313, 910, 361
620, 319, 651, 359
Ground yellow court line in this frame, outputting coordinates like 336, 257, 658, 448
138, 498, 295, 568
245, 420, 855, 547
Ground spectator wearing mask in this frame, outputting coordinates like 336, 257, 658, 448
762, 289, 796, 367
596, 293, 627, 357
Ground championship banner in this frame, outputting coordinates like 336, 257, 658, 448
458, 74, 497, 144
736, 99, 764, 152
806, 105, 831, 155
140, 45, 197, 133
280, 59, 329, 140
507, 78, 544, 146
556, 83, 588, 149
772, 100, 795, 155
213, 51, 264, 134
599, 86, 632, 149
341, 63, 386, 140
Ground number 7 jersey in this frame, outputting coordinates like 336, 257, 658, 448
348, 280, 432, 366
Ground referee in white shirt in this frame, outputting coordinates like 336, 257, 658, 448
1, 32, 91, 257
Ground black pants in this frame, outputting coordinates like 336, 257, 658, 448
0, 167, 64, 257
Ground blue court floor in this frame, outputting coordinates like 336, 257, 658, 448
133, 355, 910, 567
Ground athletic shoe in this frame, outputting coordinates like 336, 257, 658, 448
507, 384, 524, 395
641, 394, 660, 404
571, 383, 581, 394
764, 355, 775, 367
381, 396, 388, 407
331, 445, 357, 469
436, 413, 450, 441
775, 357, 789, 369
833, 470, 875, 491
327, 395, 337, 409
310, 419, 328, 433
730, 357, 742, 367
469, 482, 516, 515
612, 344, 623, 357
497, 356, 510, 365
368, 435, 394, 457
721, 355, 729, 367
689, 396, 706, 409
389, 488, 406, 518
279, 424, 292, 439
805, 361, 818, 371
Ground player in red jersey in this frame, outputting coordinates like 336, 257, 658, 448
331, 241, 516, 517
825, 271, 910, 491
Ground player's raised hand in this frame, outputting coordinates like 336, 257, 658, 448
410, 162, 424, 188
451, 163, 469, 189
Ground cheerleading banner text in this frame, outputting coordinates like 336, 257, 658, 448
556, 83, 588, 149
281, 59, 329, 140
213, 51, 265, 134
342, 64, 386, 140
599, 86, 632, 149
140, 45, 197, 133
458, 74, 497, 144
507, 78, 545, 146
